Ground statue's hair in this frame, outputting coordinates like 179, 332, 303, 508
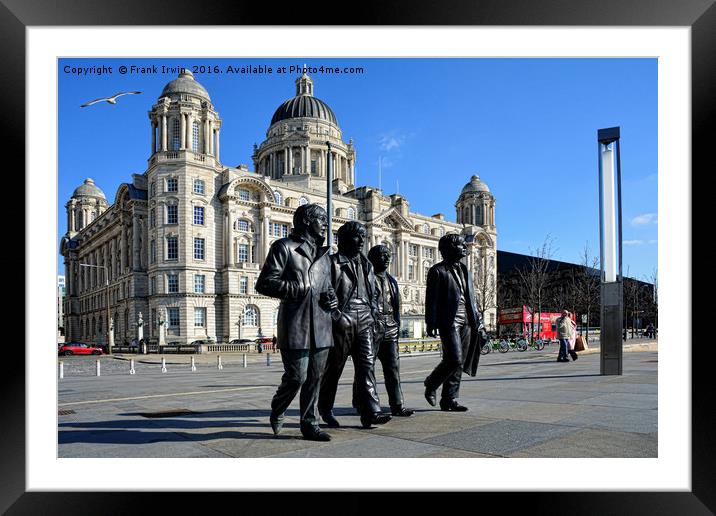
438, 232, 464, 257
293, 203, 327, 231
336, 221, 366, 244
368, 244, 390, 263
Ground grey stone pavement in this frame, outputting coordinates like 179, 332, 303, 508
57, 339, 658, 458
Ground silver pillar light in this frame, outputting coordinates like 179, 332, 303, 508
597, 126, 623, 375
326, 141, 333, 248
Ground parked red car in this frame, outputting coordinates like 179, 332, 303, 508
58, 342, 104, 356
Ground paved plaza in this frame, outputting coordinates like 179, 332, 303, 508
57, 340, 658, 458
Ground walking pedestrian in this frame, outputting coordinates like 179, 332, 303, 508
555, 310, 574, 363
567, 311, 578, 361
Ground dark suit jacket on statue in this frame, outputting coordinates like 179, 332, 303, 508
255, 233, 334, 350
425, 260, 486, 376
330, 252, 378, 345
377, 272, 401, 326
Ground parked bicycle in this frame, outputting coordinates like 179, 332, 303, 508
480, 338, 509, 354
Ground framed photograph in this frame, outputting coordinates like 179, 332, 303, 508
9, 0, 709, 512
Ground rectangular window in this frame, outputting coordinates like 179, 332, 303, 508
408, 263, 415, 281
194, 238, 205, 260
192, 122, 200, 152
168, 307, 180, 330
166, 236, 178, 260
193, 206, 205, 225
238, 244, 249, 263
150, 276, 156, 294
194, 307, 206, 327
166, 177, 178, 192
151, 308, 157, 332
409, 245, 418, 257
150, 239, 156, 263
166, 205, 178, 225
194, 274, 205, 294
424, 248, 434, 260
193, 179, 205, 194
167, 274, 178, 293
150, 208, 156, 228
270, 222, 289, 238
239, 277, 248, 294
311, 160, 317, 174
150, 182, 156, 198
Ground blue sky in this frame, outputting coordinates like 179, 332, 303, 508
58, 58, 657, 280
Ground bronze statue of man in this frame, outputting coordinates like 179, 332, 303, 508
424, 233, 488, 412
255, 203, 336, 441
364, 244, 414, 417
318, 221, 392, 429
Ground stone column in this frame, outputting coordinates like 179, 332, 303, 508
151, 121, 156, 154
132, 216, 140, 271
299, 147, 304, 175
226, 208, 234, 267
205, 121, 211, 155
180, 113, 186, 150
215, 128, 220, 161
161, 114, 167, 151
287, 146, 293, 174
284, 147, 289, 175
187, 114, 193, 151
109, 239, 116, 281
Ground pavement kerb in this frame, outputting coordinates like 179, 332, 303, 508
106, 339, 656, 365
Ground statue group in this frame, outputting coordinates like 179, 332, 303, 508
256, 203, 488, 441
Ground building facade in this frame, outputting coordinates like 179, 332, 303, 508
57, 275, 66, 342
60, 70, 497, 345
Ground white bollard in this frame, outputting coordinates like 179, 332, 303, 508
217, 355, 223, 370
266, 353, 271, 366
59, 361, 64, 379
242, 353, 247, 368
161, 357, 167, 373
96, 358, 101, 377
129, 358, 136, 375
191, 356, 196, 372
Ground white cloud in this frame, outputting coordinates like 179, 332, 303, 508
379, 136, 401, 151
623, 239, 658, 246
631, 213, 658, 226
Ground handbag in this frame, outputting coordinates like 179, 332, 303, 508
574, 335, 585, 352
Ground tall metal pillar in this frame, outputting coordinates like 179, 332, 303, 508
598, 126, 623, 375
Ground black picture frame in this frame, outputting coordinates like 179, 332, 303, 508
6, 0, 709, 513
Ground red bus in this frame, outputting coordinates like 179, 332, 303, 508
498, 306, 572, 342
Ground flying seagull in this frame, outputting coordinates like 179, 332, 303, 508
80, 91, 142, 108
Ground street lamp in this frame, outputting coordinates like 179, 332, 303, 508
597, 126, 623, 375
79, 263, 112, 355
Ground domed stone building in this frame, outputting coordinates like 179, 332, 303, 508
60, 70, 497, 347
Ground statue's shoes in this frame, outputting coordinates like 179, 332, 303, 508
302, 428, 331, 442
439, 401, 469, 412
269, 414, 284, 436
424, 380, 437, 407
321, 412, 341, 428
391, 407, 415, 417
360, 413, 392, 429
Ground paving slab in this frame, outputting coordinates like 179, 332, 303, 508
510, 428, 658, 458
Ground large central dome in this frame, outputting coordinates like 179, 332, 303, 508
269, 72, 338, 126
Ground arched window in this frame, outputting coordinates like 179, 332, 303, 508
273, 190, 283, 205
439, 227, 445, 237
171, 118, 181, 151
243, 305, 259, 326
235, 220, 251, 232
298, 196, 308, 206
347, 207, 356, 220
423, 223, 430, 234
192, 121, 200, 152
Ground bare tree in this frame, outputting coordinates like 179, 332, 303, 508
574, 242, 600, 343
473, 252, 498, 331
516, 235, 555, 343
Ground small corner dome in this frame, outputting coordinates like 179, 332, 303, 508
160, 69, 211, 101
72, 178, 107, 200
461, 175, 490, 194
